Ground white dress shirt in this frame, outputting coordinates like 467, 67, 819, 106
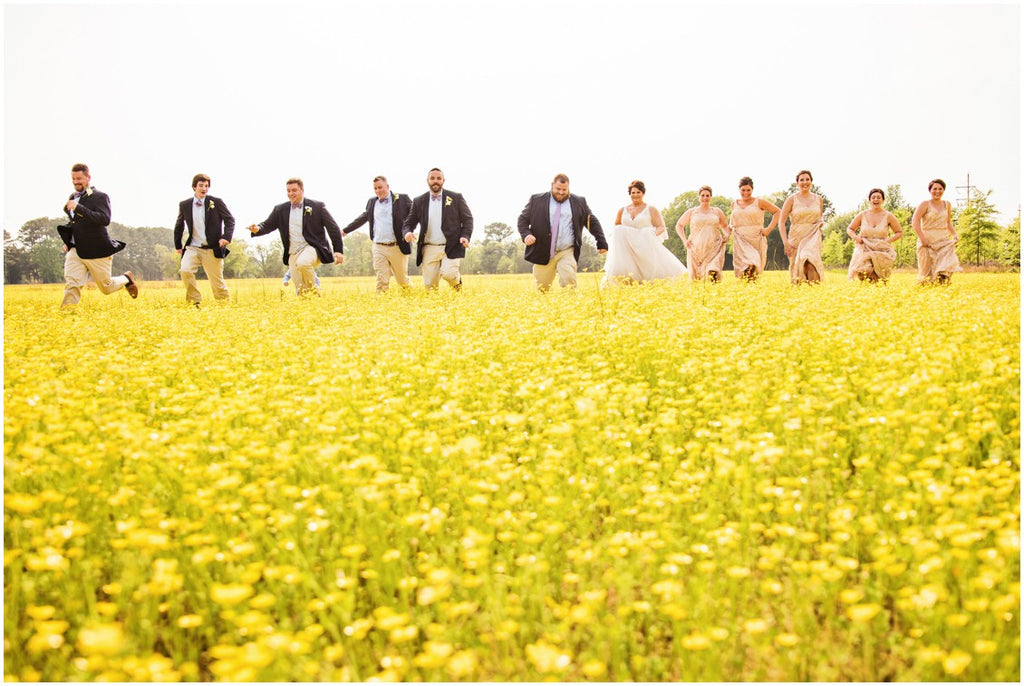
192, 197, 208, 247
426, 193, 445, 244
289, 204, 309, 255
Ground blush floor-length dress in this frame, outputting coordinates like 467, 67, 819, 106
686, 210, 727, 281
730, 200, 767, 277
602, 205, 686, 284
787, 197, 826, 284
916, 201, 962, 283
848, 215, 897, 281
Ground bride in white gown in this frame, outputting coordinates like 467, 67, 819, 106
602, 180, 686, 285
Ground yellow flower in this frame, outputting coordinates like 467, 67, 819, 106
942, 650, 972, 676
846, 603, 882, 623
743, 618, 770, 635
76, 623, 124, 656
445, 650, 478, 679
581, 659, 607, 678
210, 583, 254, 606
26, 605, 56, 620
681, 632, 711, 650
525, 640, 572, 674
774, 633, 800, 648
176, 614, 204, 629
27, 633, 65, 653
973, 640, 998, 655
5, 493, 42, 513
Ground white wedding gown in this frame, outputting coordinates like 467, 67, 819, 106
602, 205, 686, 285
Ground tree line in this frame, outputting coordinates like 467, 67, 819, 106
5, 184, 1017, 284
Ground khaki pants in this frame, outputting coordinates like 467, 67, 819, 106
372, 243, 411, 292
421, 244, 461, 289
180, 246, 229, 303
61, 248, 129, 306
533, 247, 578, 290
289, 246, 322, 294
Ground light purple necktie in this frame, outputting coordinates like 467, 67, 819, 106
551, 200, 562, 259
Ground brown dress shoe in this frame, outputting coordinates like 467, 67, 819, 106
124, 271, 139, 299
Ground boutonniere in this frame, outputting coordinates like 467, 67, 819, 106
444, 196, 452, 207
392, 192, 399, 202
86, 188, 94, 197
208, 200, 215, 210
305, 206, 312, 216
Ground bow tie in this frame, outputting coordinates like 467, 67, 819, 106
291, 204, 303, 209
195, 200, 203, 207
73, 192, 82, 200
430, 194, 442, 202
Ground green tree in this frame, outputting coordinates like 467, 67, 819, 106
223, 239, 254, 278
484, 221, 515, 243
5, 217, 66, 283
577, 233, 604, 273
154, 245, 181, 280
999, 216, 1020, 267
108, 224, 175, 281
761, 190, 790, 270
29, 239, 65, 282
821, 210, 856, 267
884, 184, 917, 268
956, 189, 1001, 266
4, 230, 32, 284
466, 222, 518, 274
324, 232, 373, 277
246, 237, 286, 279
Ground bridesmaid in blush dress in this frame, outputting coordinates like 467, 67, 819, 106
602, 180, 686, 285
675, 186, 730, 282
847, 188, 903, 282
778, 170, 826, 284
911, 179, 961, 285
729, 176, 780, 281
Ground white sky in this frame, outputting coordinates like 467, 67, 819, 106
3, 0, 1021, 241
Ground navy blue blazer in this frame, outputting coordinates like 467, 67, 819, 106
56, 187, 125, 259
174, 195, 236, 258
517, 193, 607, 265
342, 192, 414, 256
253, 198, 344, 266
401, 189, 473, 266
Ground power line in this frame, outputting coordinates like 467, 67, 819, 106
955, 173, 976, 209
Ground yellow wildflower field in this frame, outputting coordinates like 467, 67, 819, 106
4, 272, 1019, 681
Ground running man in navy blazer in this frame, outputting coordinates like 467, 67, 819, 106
173, 173, 235, 306
247, 177, 344, 295
402, 168, 473, 290
57, 163, 138, 306
342, 175, 413, 292
518, 173, 608, 290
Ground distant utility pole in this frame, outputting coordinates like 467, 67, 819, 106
956, 173, 976, 210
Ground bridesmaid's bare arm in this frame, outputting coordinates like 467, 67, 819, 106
886, 212, 903, 242
615, 208, 623, 225
778, 195, 794, 248
759, 198, 781, 234
716, 208, 730, 237
847, 213, 864, 243
676, 209, 694, 246
911, 201, 928, 247
650, 206, 666, 235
